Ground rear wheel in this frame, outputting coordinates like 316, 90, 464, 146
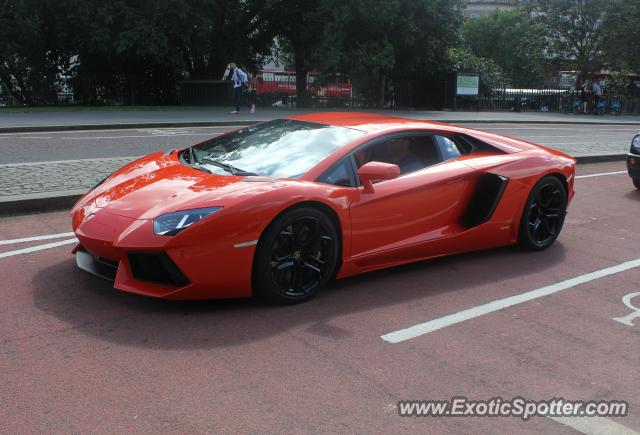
253, 207, 339, 304
518, 176, 567, 250
633, 178, 640, 190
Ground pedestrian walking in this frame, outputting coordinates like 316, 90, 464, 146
223, 62, 250, 114
580, 80, 590, 114
592, 78, 603, 115
242, 66, 257, 114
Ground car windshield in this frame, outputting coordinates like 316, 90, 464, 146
191, 119, 365, 178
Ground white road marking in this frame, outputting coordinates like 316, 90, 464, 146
612, 292, 640, 326
523, 134, 626, 138
576, 171, 628, 179
540, 141, 627, 146
14, 136, 53, 140
380, 257, 640, 343
548, 416, 639, 435
469, 126, 640, 131
0, 238, 78, 259
0, 126, 235, 137
50, 133, 218, 140
0, 232, 75, 246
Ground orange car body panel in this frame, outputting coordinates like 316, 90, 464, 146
71, 113, 576, 300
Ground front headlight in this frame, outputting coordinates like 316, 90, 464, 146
632, 134, 640, 153
153, 207, 223, 236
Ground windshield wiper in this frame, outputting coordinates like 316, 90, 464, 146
192, 163, 213, 174
201, 157, 257, 176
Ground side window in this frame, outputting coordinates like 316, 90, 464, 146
317, 159, 356, 187
353, 135, 442, 175
434, 135, 462, 161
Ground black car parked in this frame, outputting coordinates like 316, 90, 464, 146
629, 134, 640, 189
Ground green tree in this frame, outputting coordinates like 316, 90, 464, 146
0, 0, 76, 104
522, 0, 609, 74
461, 10, 545, 86
264, 0, 334, 106
69, 0, 274, 79
311, 0, 464, 106
448, 47, 505, 90
602, 0, 640, 71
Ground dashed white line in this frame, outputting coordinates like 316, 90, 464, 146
55, 133, 219, 140
0, 232, 75, 246
0, 238, 78, 259
548, 415, 639, 435
469, 126, 640, 131
380, 257, 640, 343
576, 171, 628, 179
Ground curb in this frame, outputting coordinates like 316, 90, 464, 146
0, 190, 84, 217
1, 119, 639, 133
574, 154, 628, 164
0, 155, 628, 216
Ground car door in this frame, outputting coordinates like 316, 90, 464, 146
348, 133, 475, 265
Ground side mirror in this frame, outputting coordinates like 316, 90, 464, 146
357, 161, 400, 193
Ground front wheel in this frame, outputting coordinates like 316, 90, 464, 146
633, 178, 640, 190
518, 176, 567, 250
253, 207, 340, 304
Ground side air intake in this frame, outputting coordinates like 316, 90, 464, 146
462, 173, 509, 229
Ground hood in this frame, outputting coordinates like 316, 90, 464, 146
93, 152, 263, 220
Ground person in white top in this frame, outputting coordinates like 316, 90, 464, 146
223, 62, 254, 114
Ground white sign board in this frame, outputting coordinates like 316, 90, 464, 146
456, 73, 480, 96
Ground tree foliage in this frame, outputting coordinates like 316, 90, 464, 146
461, 10, 545, 86
522, 0, 609, 74
448, 47, 505, 90
602, 0, 640, 72
309, 0, 464, 106
0, 0, 76, 104
0, 0, 276, 104
1, 0, 636, 106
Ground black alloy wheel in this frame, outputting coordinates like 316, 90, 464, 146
518, 176, 567, 250
254, 207, 339, 303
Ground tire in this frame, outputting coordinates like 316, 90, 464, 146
253, 207, 340, 304
518, 176, 568, 251
633, 178, 640, 190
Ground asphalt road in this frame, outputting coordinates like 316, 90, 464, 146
0, 123, 636, 164
0, 162, 638, 433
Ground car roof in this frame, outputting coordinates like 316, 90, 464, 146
287, 112, 464, 135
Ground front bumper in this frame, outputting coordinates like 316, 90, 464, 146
72, 208, 255, 300
628, 153, 640, 179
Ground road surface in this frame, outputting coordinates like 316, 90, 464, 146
0, 162, 638, 433
0, 123, 635, 164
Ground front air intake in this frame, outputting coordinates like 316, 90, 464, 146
128, 253, 190, 287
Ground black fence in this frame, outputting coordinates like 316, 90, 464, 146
4, 74, 640, 115
0, 75, 359, 108
455, 86, 640, 115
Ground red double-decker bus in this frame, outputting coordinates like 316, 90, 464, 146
255, 70, 352, 97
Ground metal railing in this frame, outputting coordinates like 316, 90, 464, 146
4, 75, 640, 115
454, 85, 640, 115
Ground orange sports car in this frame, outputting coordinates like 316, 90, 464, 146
71, 113, 575, 303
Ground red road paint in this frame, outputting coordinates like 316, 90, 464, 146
0, 162, 638, 433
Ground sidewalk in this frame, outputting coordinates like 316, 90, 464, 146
0, 157, 136, 215
0, 107, 636, 215
0, 152, 627, 216
1, 107, 640, 132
